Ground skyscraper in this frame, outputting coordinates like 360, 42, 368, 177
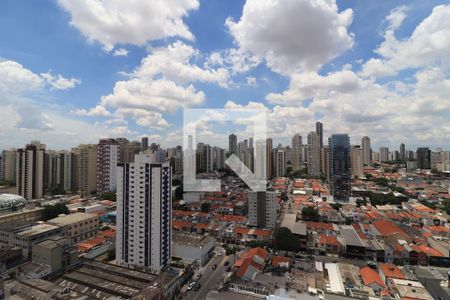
117, 153, 171, 274
292, 134, 303, 172
351, 145, 363, 177
1, 149, 16, 183
379, 147, 390, 162
141, 137, 148, 151
361, 136, 371, 166
316, 122, 323, 148
97, 139, 119, 195
77, 144, 97, 195
307, 131, 320, 176
266, 138, 273, 179
400, 143, 406, 161
416, 147, 431, 169
16, 142, 46, 200
248, 191, 276, 229
275, 148, 285, 177
328, 134, 351, 201
228, 133, 237, 155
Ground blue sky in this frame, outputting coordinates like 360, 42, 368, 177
0, 0, 449, 151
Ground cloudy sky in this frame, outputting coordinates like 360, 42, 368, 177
1, 0, 449, 150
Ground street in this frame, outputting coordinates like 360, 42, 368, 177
182, 248, 231, 300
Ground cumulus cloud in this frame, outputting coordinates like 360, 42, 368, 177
73, 105, 111, 117
57, 0, 199, 52
226, 0, 354, 74
40, 71, 81, 90
360, 5, 450, 78
0, 60, 44, 95
112, 48, 128, 57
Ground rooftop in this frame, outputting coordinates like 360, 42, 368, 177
47, 212, 97, 226
173, 232, 215, 247
16, 223, 61, 237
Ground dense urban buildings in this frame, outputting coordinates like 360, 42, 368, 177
116, 153, 172, 274
96, 138, 119, 195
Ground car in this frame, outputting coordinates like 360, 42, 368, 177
187, 282, 196, 291
218, 253, 222, 256
196, 274, 202, 280
194, 283, 201, 291
224, 261, 230, 266
226, 266, 231, 272
212, 264, 217, 270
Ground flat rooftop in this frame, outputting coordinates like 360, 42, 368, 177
173, 232, 215, 247
339, 225, 366, 248
47, 212, 97, 226
16, 224, 61, 237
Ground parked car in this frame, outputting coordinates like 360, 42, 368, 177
187, 282, 196, 291
212, 264, 217, 270
226, 266, 231, 272
194, 283, 201, 291
224, 261, 230, 266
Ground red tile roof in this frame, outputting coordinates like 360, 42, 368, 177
372, 220, 410, 240
378, 263, 405, 279
410, 244, 444, 257
319, 234, 342, 246
360, 266, 386, 288
271, 255, 290, 267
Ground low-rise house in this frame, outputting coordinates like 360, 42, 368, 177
360, 266, 386, 293
235, 247, 269, 281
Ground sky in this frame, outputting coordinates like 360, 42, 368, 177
1, 0, 449, 151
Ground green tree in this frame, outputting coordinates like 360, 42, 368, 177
42, 203, 70, 221
201, 202, 211, 213
331, 203, 342, 211
101, 192, 116, 201
356, 198, 368, 207
301, 207, 319, 221
274, 227, 300, 252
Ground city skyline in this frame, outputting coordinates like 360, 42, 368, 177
1, 0, 450, 150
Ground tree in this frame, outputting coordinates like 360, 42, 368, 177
101, 192, 116, 201
42, 203, 69, 221
201, 202, 211, 213
331, 203, 342, 211
356, 198, 368, 207
273, 227, 300, 252
301, 207, 319, 221
174, 183, 183, 200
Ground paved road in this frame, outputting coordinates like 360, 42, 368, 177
182, 248, 231, 300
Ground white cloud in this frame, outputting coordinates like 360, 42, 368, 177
73, 105, 111, 117
360, 5, 450, 78
137, 41, 229, 87
226, 0, 354, 74
115, 108, 170, 130
384, 5, 409, 30
40, 71, 81, 90
101, 78, 205, 113
57, 0, 199, 52
112, 48, 128, 57
0, 60, 43, 95
245, 76, 257, 87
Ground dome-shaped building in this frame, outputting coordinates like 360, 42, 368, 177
0, 194, 27, 210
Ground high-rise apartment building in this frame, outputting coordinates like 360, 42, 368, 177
77, 144, 97, 195
97, 139, 119, 194
321, 146, 329, 178
117, 153, 171, 274
416, 147, 431, 169
16, 142, 46, 200
292, 134, 303, 172
254, 140, 266, 180
228, 134, 237, 155
141, 137, 148, 151
351, 145, 363, 177
248, 191, 276, 229
275, 148, 285, 177
400, 143, 406, 161
266, 138, 273, 179
316, 122, 323, 148
361, 136, 371, 166
379, 147, 390, 162
328, 134, 351, 201
307, 131, 320, 176
1, 149, 17, 183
